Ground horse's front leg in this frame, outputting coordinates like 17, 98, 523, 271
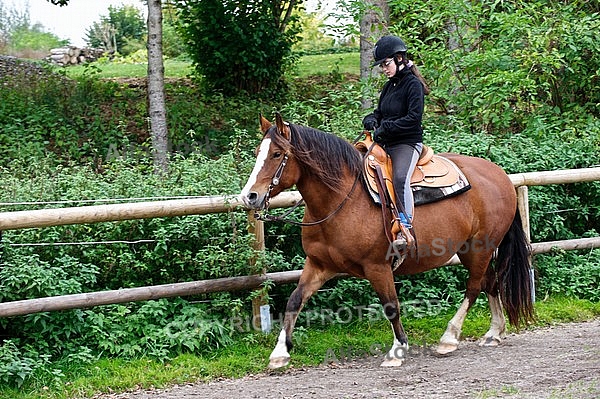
365, 266, 409, 367
269, 258, 334, 369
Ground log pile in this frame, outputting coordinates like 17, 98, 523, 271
47, 46, 105, 66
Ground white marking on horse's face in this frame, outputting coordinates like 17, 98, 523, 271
241, 138, 272, 198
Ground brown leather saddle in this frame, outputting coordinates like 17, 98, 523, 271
355, 132, 469, 207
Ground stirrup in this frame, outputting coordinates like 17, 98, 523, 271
390, 232, 408, 272
390, 218, 415, 271
398, 223, 415, 250
392, 235, 408, 252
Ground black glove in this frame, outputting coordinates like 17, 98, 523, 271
362, 114, 379, 131
373, 126, 385, 142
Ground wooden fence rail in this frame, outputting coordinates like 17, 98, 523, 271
1, 237, 598, 319
0, 167, 599, 319
0, 193, 300, 231
0, 167, 598, 231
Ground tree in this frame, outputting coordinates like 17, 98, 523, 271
148, 0, 169, 174
174, 0, 301, 97
359, 0, 388, 109
160, 2, 187, 58
293, 8, 334, 54
47, 0, 169, 174
0, 0, 27, 49
85, 4, 145, 55
386, 0, 600, 132
10, 23, 67, 51
85, 20, 117, 53
1, 0, 66, 55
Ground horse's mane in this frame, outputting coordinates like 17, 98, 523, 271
266, 124, 363, 193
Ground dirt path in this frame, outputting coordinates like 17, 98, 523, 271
100, 319, 599, 399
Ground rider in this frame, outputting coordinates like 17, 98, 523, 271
362, 35, 430, 252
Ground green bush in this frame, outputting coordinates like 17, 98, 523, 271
0, 252, 98, 301
83, 299, 234, 361
0, 340, 53, 388
536, 249, 600, 301
174, 0, 301, 97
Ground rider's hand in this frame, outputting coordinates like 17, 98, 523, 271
373, 126, 385, 142
362, 115, 378, 131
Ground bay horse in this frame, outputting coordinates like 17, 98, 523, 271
240, 114, 534, 369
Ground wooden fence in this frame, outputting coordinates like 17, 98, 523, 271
0, 167, 599, 319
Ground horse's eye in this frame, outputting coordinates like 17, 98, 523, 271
273, 151, 282, 159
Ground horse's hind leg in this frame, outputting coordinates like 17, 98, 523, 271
437, 296, 471, 354
479, 293, 506, 346
269, 258, 335, 369
437, 251, 492, 355
479, 265, 506, 346
365, 267, 409, 367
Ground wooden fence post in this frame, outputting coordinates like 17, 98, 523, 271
248, 211, 268, 331
517, 185, 535, 303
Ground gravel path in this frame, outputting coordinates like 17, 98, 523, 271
96, 319, 599, 399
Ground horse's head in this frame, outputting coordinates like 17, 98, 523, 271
240, 113, 300, 209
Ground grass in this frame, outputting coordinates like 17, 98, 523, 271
63, 53, 360, 80
1, 296, 598, 399
474, 386, 519, 398
65, 59, 194, 79
290, 52, 359, 77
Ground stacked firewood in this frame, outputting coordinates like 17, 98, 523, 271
47, 46, 105, 66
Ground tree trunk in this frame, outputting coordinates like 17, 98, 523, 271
359, 0, 389, 110
147, 0, 169, 175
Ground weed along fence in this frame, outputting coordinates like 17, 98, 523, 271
0, 167, 599, 320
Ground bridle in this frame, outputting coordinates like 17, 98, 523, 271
270, 152, 289, 188
257, 151, 289, 213
253, 128, 362, 227
254, 162, 361, 227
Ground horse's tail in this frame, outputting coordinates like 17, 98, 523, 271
495, 211, 535, 327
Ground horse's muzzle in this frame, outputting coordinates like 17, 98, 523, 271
241, 191, 266, 209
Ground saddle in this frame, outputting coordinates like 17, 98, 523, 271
355, 132, 471, 207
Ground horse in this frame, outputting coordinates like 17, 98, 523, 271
240, 114, 534, 369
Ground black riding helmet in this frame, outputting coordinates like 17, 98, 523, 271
372, 35, 407, 67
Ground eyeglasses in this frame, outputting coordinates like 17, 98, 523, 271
380, 58, 394, 68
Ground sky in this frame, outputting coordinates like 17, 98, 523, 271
21, 0, 145, 47
20, 0, 334, 48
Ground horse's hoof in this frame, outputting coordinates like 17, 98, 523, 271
479, 336, 501, 347
380, 357, 405, 367
436, 342, 458, 355
268, 356, 290, 369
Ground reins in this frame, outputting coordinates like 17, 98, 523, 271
254, 170, 362, 227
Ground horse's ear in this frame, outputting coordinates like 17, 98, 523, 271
275, 112, 290, 140
259, 114, 272, 134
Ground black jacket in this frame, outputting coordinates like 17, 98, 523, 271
367, 68, 424, 146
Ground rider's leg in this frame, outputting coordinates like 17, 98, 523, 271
386, 142, 422, 248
